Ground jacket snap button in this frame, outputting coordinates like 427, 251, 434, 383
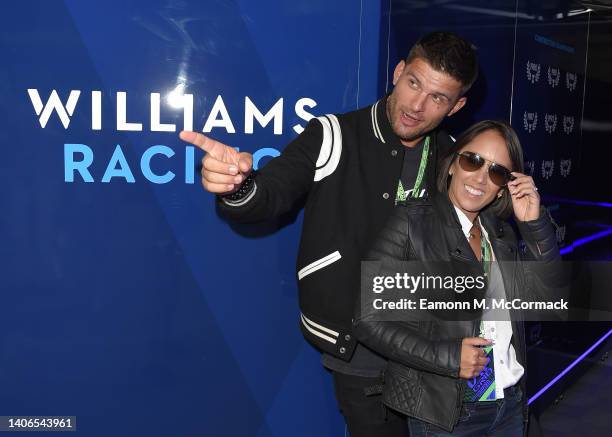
345, 334, 351, 341
339, 347, 346, 354
382, 192, 390, 200
391, 149, 398, 157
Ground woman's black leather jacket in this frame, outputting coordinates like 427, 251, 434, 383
353, 194, 562, 432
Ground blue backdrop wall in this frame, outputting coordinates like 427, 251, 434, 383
1, 1, 608, 436
0, 1, 379, 435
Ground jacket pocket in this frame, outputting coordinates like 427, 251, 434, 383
298, 250, 342, 280
382, 361, 422, 415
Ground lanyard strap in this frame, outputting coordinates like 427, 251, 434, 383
411, 136, 430, 198
480, 227, 491, 278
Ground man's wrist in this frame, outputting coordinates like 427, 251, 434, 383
220, 173, 256, 206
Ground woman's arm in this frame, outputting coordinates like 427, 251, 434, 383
516, 207, 568, 320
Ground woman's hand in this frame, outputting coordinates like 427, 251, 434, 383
508, 172, 540, 222
459, 337, 492, 379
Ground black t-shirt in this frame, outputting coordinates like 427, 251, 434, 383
395, 137, 427, 204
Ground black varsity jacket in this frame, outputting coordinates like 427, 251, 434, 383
217, 95, 454, 360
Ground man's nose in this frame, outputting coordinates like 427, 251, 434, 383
411, 91, 427, 112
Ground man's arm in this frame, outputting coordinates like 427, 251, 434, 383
180, 118, 324, 223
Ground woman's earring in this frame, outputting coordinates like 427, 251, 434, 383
497, 191, 503, 198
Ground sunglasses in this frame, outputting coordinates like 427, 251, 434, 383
455, 151, 516, 187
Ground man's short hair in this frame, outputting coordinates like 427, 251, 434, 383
406, 31, 478, 94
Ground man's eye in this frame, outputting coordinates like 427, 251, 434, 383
409, 79, 419, 89
432, 95, 441, 104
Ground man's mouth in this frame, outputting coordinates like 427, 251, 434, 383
400, 111, 422, 126
464, 184, 484, 197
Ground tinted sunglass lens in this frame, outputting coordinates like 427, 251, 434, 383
458, 153, 484, 172
489, 166, 511, 186
457, 152, 514, 186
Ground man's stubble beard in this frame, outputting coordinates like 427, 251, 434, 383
386, 94, 428, 144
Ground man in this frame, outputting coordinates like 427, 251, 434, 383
180, 32, 478, 436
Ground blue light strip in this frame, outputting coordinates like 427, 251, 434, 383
559, 228, 612, 255
542, 196, 612, 208
528, 329, 612, 405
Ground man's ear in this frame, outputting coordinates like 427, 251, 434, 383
447, 96, 467, 117
392, 60, 406, 86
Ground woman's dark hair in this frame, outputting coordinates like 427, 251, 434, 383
437, 120, 524, 219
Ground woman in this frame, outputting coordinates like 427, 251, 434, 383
353, 120, 561, 436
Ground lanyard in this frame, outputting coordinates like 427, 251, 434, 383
411, 136, 430, 198
480, 225, 491, 278
479, 224, 492, 341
